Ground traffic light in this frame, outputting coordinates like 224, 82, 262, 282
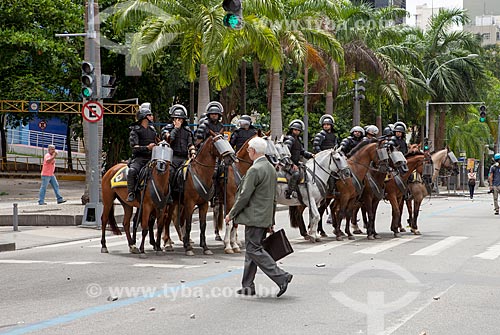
353, 78, 366, 101
101, 74, 116, 99
479, 105, 486, 122
81, 61, 96, 100
222, 0, 243, 29
423, 138, 429, 151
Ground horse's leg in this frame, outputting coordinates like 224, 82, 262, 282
183, 205, 195, 256
139, 207, 152, 254
132, 210, 138, 242
351, 207, 363, 234
344, 202, 355, 240
100, 189, 115, 253
213, 204, 222, 241
330, 200, 343, 241
317, 201, 328, 237
162, 208, 175, 252
148, 213, 157, 250
307, 200, 321, 243
371, 199, 382, 239
155, 209, 166, 255
388, 195, 402, 238
122, 205, 140, 253
364, 198, 375, 240
230, 225, 241, 253
397, 196, 406, 233
223, 221, 234, 254
411, 195, 423, 235
199, 202, 212, 255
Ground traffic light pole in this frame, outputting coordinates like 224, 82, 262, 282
82, 0, 102, 227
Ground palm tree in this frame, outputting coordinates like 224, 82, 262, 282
410, 8, 485, 150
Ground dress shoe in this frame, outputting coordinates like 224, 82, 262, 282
236, 287, 256, 296
277, 274, 293, 298
57, 200, 67, 204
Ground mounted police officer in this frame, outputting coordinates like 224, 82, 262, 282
230, 115, 257, 151
127, 103, 158, 202
195, 101, 224, 144
364, 125, 379, 140
283, 119, 314, 199
382, 123, 394, 137
390, 121, 408, 155
312, 114, 337, 154
162, 104, 195, 166
339, 126, 365, 156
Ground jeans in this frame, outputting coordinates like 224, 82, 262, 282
39, 175, 63, 204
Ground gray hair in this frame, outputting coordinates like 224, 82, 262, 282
248, 137, 267, 154
48, 145, 55, 149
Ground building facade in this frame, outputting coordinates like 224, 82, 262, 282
463, 0, 500, 46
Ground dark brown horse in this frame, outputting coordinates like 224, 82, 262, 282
404, 146, 459, 234
100, 141, 172, 254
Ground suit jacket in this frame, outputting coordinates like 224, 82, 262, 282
228, 156, 277, 228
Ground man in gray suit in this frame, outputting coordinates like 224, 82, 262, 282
225, 137, 293, 297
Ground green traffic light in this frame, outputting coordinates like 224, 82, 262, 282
223, 13, 242, 29
480, 117, 486, 122
82, 87, 92, 98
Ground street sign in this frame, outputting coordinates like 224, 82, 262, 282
29, 100, 40, 113
82, 101, 104, 123
38, 120, 47, 130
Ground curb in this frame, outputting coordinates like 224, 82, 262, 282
0, 240, 16, 252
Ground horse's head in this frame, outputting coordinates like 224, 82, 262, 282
348, 139, 390, 174
385, 140, 408, 174
445, 148, 460, 176
408, 143, 421, 154
150, 140, 173, 173
325, 149, 351, 180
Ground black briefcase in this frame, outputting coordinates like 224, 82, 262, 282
262, 229, 294, 261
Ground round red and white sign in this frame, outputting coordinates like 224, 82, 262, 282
38, 120, 47, 130
82, 101, 104, 123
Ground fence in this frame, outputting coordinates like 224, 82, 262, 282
7, 128, 83, 152
0, 156, 86, 173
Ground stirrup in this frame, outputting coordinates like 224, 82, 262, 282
127, 192, 135, 202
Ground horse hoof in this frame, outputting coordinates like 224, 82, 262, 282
232, 247, 241, 253
348, 236, 355, 241
393, 232, 401, 238
215, 235, 222, 241
399, 228, 407, 233
204, 249, 213, 255
130, 246, 140, 254
412, 230, 421, 235
367, 235, 375, 240
185, 250, 195, 256
320, 232, 328, 238
164, 246, 174, 252
374, 234, 381, 239
303, 235, 311, 241
101, 247, 108, 253
353, 230, 364, 235
224, 248, 234, 254
336, 236, 343, 242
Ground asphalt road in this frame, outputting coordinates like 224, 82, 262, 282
1, 194, 500, 335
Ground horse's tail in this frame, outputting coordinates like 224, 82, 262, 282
289, 206, 303, 228
108, 205, 122, 235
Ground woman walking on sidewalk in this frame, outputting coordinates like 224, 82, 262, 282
38, 145, 66, 205
467, 168, 477, 199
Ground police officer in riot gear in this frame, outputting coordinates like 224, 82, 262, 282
382, 123, 394, 137
230, 115, 257, 151
283, 119, 314, 199
390, 121, 408, 155
312, 114, 337, 153
339, 126, 365, 155
127, 103, 158, 202
195, 101, 224, 144
364, 125, 379, 140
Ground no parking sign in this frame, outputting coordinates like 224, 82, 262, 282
82, 101, 104, 123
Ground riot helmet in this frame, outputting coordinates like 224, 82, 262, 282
289, 119, 305, 132
205, 101, 223, 116
365, 125, 379, 136
136, 102, 153, 121
383, 124, 394, 136
238, 115, 252, 127
319, 114, 334, 126
169, 104, 188, 119
350, 126, 365, 137
393, 121, 407, 132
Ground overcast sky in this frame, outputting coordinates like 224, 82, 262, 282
405, 0, 463, 24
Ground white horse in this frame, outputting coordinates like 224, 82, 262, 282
273, 144, 350, 242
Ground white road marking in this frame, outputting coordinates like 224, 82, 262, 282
133, 264, 200, 269
0, 260, 102, 265
411, 236, 468, 256
299, 240, 355, 253
474, 242, 500, 260
88, 240, 129, 248
385, 284, 456, 334
355, 236, 420, 254
37, 235, 121, 249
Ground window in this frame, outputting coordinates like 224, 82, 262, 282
483, 33, 491, 40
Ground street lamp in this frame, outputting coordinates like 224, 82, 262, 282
419, 54, 479, 145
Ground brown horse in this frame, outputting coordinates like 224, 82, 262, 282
165, 134, 232, 256
100, 141, 172, 254
404, 145, 460, 234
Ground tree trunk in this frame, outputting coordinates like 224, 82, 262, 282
240, 60, 246, 115
266, 69, 273, 113
0, 114, 6, 170
189, 81, 195, 125
270, 71, 283, 140
197, 64, 210, 119
428, 105, 436, 152
376, 95, 382, 135
325, 92, 333, 115
435, 106, 446, 150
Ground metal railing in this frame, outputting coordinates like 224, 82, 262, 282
0, 156, 86, 173
7, 128, 83, 152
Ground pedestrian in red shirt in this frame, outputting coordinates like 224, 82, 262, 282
38, 145, 66, 205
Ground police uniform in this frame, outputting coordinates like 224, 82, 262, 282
312, 130, 337, 153
230, 126, 257, 151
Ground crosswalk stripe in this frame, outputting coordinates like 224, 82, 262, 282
474, 242, 500, 260
355, 236, 420, 254
410, 236, 468, 256
299, 240, 354, 253
133, 264, 201, 269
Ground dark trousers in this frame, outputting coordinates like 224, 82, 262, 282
469, 183, 475, 198
242, 226, 288, 289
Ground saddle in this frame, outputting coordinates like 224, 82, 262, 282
276, 168, 305, 184
110, 165, 149, 191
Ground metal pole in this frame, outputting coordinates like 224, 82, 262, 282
425, 100, 429, 139
353, 81, 360, 126
303, 66, 309, 150
13, 203, 18, 231
496, 115, 500, 153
